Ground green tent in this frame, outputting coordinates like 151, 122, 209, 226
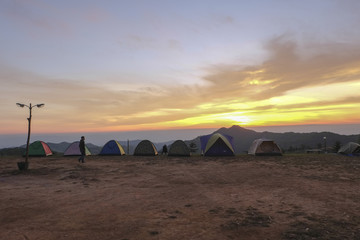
134, 140, 158, 156
23, 141, 53, 157
168, 140, 191, 156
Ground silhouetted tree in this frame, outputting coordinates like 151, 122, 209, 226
333, 141, 342, 153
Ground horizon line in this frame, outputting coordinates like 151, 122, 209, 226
2, 123, 360, 136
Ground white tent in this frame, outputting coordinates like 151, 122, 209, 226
248, 139, 282, 156
64, 141, 91, 156
338, 142, 360, 156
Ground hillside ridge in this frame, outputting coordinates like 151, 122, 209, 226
215, 125, 359, 153
2, 125, 359, 154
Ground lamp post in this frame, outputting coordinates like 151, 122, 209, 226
16, 103, 45, 168
323, 136, 327, 153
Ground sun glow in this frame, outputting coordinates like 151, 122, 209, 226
223, 114, 252, 125
248, 79, 275, 86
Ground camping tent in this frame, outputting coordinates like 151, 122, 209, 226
200, 133, 235, 156
99, 140, 126, 155
133, 140, 158, 156
64, 141, 91, 156
338, 142, 360, 156
168, 140, 191, 157
248, 139, 282, 156
24, 140, 53, 156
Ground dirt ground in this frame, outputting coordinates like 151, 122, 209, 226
1, 154, 360, 240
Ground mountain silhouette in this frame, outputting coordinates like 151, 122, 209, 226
213, 125, 359, 153
3, 125, 359, 155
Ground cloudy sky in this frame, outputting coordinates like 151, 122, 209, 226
1, 0, 360, 145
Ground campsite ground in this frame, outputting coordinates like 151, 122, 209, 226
1, 154, 360, 240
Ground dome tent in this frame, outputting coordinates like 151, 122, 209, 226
248, 139, 282, 156
200, 133, 235, 156
338, 142, 360, 156
168, 140, 191, 157
100, 140, 126, 155
133, 140, 158, 156
23, 140, 53, 157
64, 141, 91, 156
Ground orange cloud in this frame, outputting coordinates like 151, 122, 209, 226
2, 36, 360, 134
203, 36, 360, 102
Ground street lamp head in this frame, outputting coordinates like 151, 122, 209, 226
16, 103, 25, 108
36, 104, 45, 108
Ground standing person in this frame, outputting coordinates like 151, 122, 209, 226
78, 136, 86, 163
162, 144, 168, 155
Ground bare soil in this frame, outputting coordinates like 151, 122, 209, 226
1, 154, 360, 240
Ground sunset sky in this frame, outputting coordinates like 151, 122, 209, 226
1, 0, 360, 146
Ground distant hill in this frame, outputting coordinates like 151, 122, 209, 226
3, 125, 359, 156
214, 125, 359, 153
45, 126, 360, 154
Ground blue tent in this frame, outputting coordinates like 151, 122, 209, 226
200, 133, 235, 156
99, 140, 126, 155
